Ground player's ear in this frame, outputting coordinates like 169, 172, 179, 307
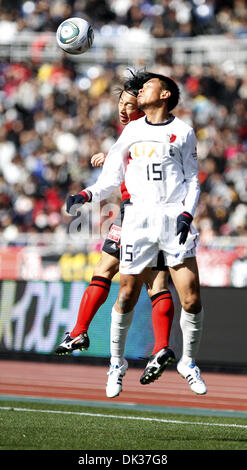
161, 90, 171, 101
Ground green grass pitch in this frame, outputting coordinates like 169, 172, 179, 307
0, 399, 247, 451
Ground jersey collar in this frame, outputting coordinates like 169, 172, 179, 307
145, 114, 175, 126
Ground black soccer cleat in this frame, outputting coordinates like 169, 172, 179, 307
54, 332, 90, 355
140, 347, 176, 384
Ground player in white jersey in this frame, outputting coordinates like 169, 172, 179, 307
55, 75, 176, 397
66, 71, 207, 395
88, 114, 200, 267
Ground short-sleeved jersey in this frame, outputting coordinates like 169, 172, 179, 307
87, 115, 200, 216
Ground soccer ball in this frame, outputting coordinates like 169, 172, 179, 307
56, 17, 94, 55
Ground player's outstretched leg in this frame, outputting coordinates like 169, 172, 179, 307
54, 276, 110, 355
140, 347, 176, 384
54, 332, 90, 355
140, 286, 175, 385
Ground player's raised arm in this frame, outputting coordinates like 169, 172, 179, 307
66, 125, 132, 215
86, 127, 132, 203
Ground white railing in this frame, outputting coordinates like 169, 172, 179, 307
0, 232, 93, 254
0, 31, 247, 72
0, 232, 246, 254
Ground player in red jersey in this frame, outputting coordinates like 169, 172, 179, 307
55, 74, 176, 396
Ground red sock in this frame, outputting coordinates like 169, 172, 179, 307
70, 276, 111, 337
151, 290, 174, 355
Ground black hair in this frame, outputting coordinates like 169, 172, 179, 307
123, 70, 151, 97
123, 69, 180, 111
116, 71, 147, 111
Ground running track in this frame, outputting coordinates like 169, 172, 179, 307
1, 360, 247, 414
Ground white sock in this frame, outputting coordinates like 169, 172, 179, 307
110, 307, 134, 366
180, 307, 204, 366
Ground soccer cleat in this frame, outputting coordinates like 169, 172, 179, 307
106, 358, 128, 398
54, 332, 89, 355
140, 347, 176, 385
177, 360, 207, 395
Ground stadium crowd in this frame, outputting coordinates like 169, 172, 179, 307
0, 0, 247, 246
1, 0, 247, 38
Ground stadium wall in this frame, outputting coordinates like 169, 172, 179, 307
0, 279, 246, 372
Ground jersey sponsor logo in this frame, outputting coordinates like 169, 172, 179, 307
129, 141, 169, 160
132, 143, 156, 158
108, 224, 121, 242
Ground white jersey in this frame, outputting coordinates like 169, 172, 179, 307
87, 115, 200, 217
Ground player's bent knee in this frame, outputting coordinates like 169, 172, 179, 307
117, 286, 137, 312
181, 296, 202, 314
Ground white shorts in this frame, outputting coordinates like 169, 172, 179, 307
119, 202, 199, 275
